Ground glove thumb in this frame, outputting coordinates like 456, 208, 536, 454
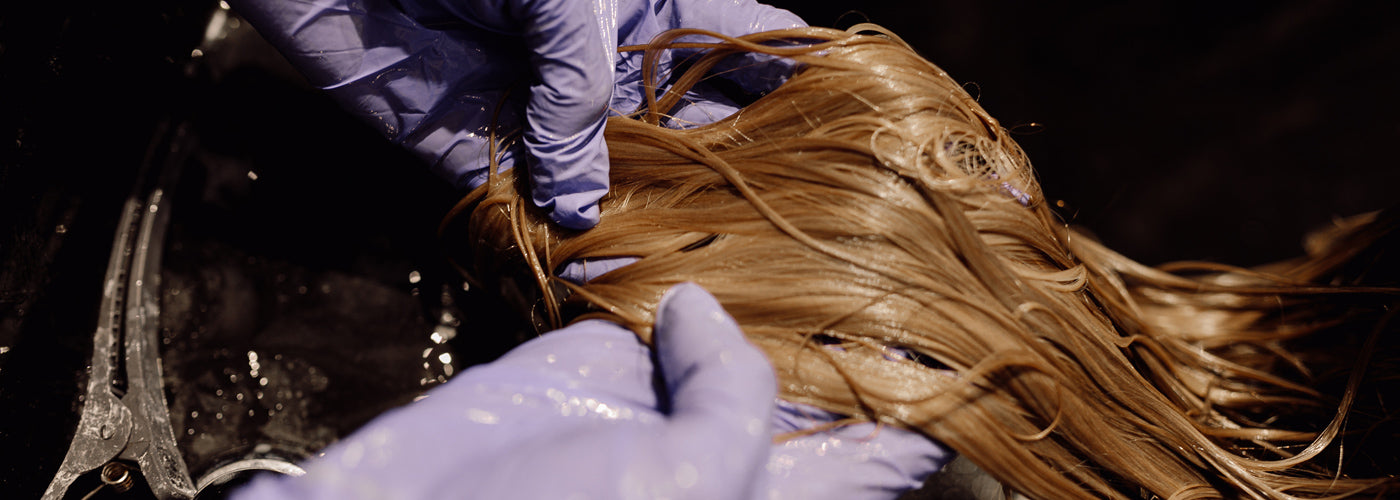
655, 282, 776, 417
653, 282, 776, 498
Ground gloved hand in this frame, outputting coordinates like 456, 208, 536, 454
233, 283, 950, 499
229, 0, 805, 229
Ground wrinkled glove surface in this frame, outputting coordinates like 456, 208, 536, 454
230, 0, 804, 229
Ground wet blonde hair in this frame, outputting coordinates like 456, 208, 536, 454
446, 27, 1398, 499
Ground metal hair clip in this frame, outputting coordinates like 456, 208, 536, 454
42, 160, 198, 499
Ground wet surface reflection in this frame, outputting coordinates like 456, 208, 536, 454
156, 177, 461, 480
139, 57, 531, 486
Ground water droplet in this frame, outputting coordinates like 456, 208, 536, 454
675, 462, 699, 488
465, 408, 498, 424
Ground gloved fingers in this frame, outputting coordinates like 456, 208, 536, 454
664, 0, 808, 95
419, 0, 616, 229
655, 282, 777, 419
766, 401, 953, 498
664, 88, 742, 129
652, 282, 776, 498
557, 256, 641, 283
513, 0, 615, 230
608, 0, 806, 125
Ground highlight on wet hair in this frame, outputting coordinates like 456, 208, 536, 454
443, 26, 1399, 499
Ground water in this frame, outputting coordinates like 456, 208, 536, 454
146, 106, 531, 486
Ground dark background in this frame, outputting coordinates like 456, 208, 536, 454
2, 0, 1397, 496
770, 0, 1400, 267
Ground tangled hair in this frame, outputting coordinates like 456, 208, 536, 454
446, 27, 1399, 499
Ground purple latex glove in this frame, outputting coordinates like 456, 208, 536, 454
557, 0, 808, 279
233, 283, 949, 499
229, 0, 804, 229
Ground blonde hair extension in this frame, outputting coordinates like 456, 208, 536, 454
446, 27, 1399, 499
